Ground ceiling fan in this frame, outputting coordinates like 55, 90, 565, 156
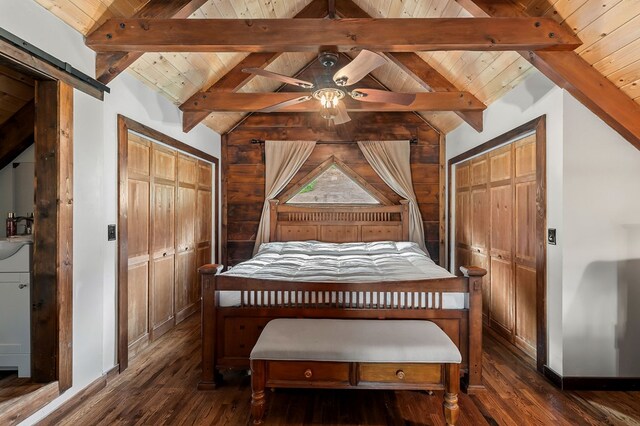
242, 50, 416, 125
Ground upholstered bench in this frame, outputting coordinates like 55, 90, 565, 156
250, 318, 462, 425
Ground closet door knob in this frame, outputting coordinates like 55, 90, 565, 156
19, 283, 28, 289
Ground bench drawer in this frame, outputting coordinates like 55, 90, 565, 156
266, 361, 350, 385
359, 363, 442, 385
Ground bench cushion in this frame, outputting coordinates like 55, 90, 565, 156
250, 319, 461, 364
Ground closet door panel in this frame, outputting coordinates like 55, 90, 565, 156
150, 254, 175, 337
177, 155, 197, 315
515, 264, 537, 356
175, 250, 196, 314
128, 180, 149, 257
150, 180, 175, 337
470, 155, 488, 186
515, 181, 536, 265
489, 185, 512, 261
490, 257, 513, 335
456, 191, 470, 247
198, 161, 212, 190
152, 184, 175, 253
178, 154, 198, 185
127, 135, 150, 176
490, 146, 512, 182
177, 187, 196, 250
153, 147, 176, 181
127, 262, 148, 346
196, 190, 212, 243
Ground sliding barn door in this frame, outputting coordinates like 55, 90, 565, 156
126, 135, 151, 352
454, 134, 537, 358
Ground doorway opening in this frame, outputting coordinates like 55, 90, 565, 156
448, 116, 547, 371
117, 116, 219, 371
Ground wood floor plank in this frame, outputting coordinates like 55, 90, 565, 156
39, 314, 640, 426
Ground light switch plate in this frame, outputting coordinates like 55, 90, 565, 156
108, 224, 116, 241
548, 228, 557, 245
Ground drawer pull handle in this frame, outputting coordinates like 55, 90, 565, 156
304, 369, 313, 379
396, 370, 405, 380
19, 283, 28, 289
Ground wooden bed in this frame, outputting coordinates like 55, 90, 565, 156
199, 200, 486, 392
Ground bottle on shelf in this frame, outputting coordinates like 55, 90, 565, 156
6, 212, 17, 237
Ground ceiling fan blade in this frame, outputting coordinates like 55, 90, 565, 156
333, 50, 387, 86
259, 95, 313, 113
243, 68, 314, 89
332, 102, 351, 125
350, 89, 416, 106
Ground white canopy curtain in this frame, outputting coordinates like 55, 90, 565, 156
357, 140, 427, 253
253, 140, 317, 255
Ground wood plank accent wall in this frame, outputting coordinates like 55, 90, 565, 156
224, 111, 443, 266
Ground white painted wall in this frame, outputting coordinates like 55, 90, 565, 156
0, 1, 222, 422
448, 70, 640, 378
0, 146, 35, 237
561, 92, 640, 377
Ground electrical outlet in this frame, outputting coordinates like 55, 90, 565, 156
108, 224, 116, 241
548, 228, 556, 245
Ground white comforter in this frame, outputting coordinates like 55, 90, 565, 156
222, 241, 454, 282
219, 241, 464, 309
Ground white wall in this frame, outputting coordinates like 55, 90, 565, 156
447, 70, 640, 378
447, 71, 565, 375
0, 145, 35, 237
0, 0, 222, 422
561, 92, 640, 377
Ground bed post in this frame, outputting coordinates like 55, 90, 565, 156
269, 199, 279, 241
198, 264, 223, 390
400, 199, 410, 241
460, 265, 487, 393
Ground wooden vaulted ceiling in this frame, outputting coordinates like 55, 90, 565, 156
32, 0, 640, 144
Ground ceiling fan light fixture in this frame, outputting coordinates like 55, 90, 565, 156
313, 88, 345, 120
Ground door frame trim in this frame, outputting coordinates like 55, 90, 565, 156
117, 115, 219, 372
447, 115, 547, 373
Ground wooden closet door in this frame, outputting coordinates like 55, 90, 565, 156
195, 160, 213, 304
175, 154, 197, 321
150, 146, 176, 339
126, 134, 151, 350
514, 136, 537, 357
489, 145, 514, 338
470, 155, 491, 321
454, 162, 471, 275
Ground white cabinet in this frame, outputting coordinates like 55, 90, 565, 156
0, 243, 32, 377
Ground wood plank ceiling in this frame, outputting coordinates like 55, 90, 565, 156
33, 0, 640, 135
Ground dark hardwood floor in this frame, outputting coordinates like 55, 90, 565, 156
0, 373, 46, 405
39, 314, 640, 426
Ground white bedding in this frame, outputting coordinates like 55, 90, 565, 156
219, 241, 464, 308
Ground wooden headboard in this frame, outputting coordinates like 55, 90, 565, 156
269, 199, 410, 243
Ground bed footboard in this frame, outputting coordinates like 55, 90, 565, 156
198, 265, 486, 392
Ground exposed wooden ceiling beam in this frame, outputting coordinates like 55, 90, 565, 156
93, 0, 210, 84
335, 0, 485, 132
86, 18, 581, 53
456, 0, 640, 150
0, 101, 34, 170
180, 0, 328, 132
179, 92, 486, 113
